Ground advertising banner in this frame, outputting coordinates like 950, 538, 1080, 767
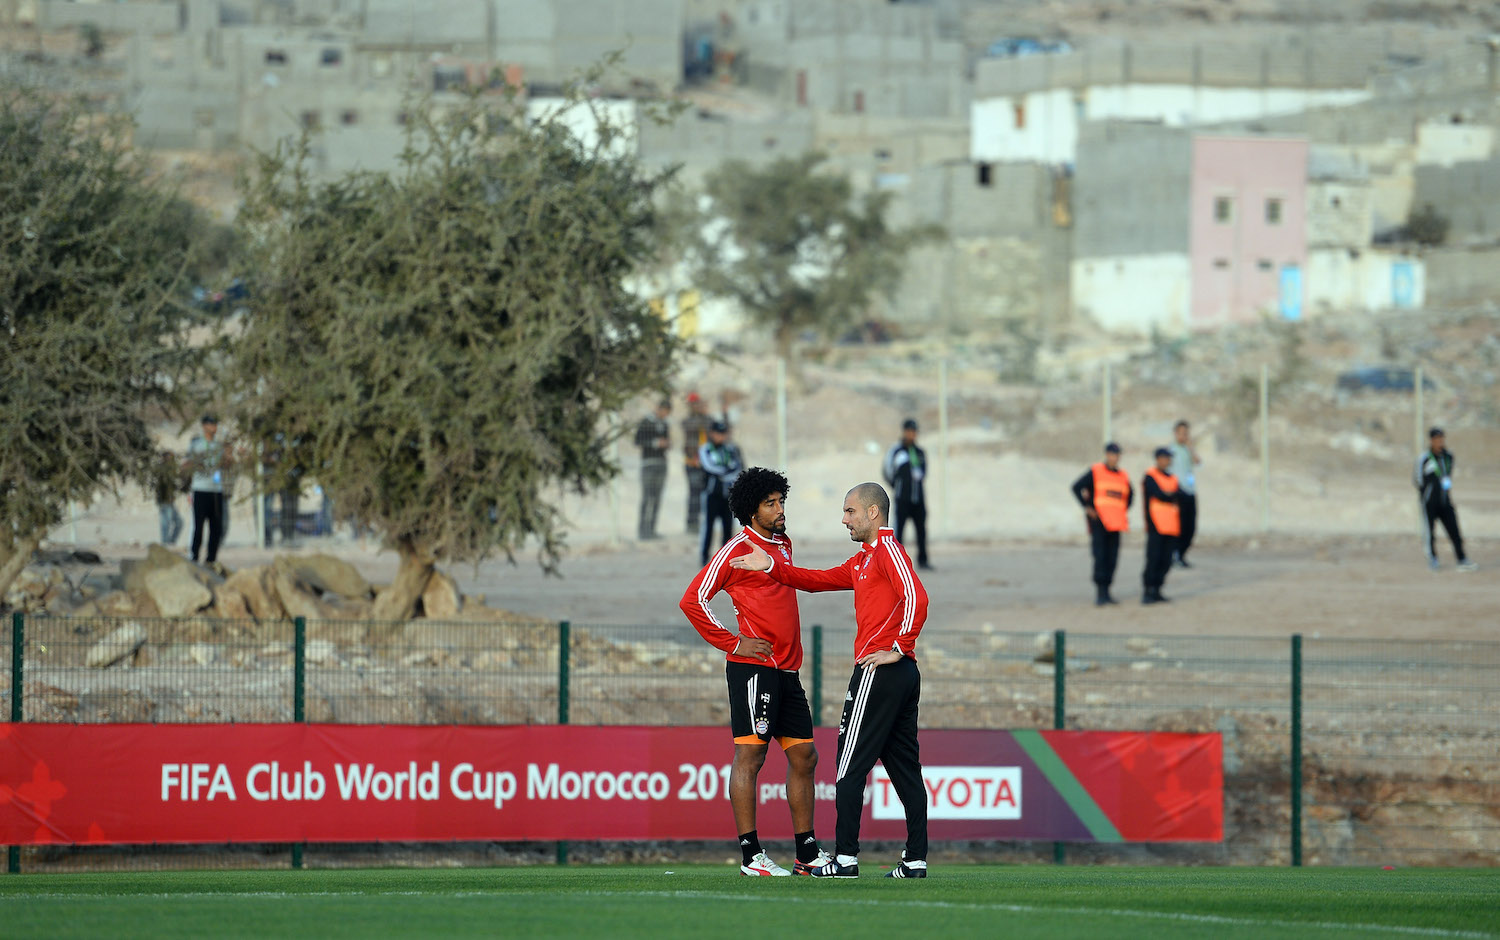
0, 724, 1220, 845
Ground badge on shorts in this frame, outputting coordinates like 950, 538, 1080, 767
755, 719, 769, 736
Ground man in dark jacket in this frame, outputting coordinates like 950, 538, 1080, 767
1141, 448, 1180, 604
698, 421, 743, 565
1414, 427, 1478, 572
883, 419, 931, 570
635, 399, 671, 540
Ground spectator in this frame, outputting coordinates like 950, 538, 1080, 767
883, 418, 931, 570
1169, 419, 1201, 567
682, 393, 715, 534
698, 420, 743, 565
185, 415, 228, 566
1414, 427, 1478, 572
151, 449, 184, 546
635, 398, 672, 540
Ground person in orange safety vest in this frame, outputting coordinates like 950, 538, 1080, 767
1070, 442, 1134, 606
1141, 447, 1181, 604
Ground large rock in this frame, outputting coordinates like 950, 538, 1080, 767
283, 554, 371, 599
271, 563, 324, 621
212, 584, 253, 621
87, 623, 148, 668
420, 570, 463, 619
96, 591, 138, 617
224, 567, 286, 621
142, 565, 213, 618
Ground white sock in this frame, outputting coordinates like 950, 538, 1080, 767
836, 854, 859, 866
904, 859, 927, 869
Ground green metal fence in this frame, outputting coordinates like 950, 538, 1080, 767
4, 613, 1497, 872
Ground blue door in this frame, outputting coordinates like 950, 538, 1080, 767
1391, 261, 1416, 308
1279, 264, 1303, 321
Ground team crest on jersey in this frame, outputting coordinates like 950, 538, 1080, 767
755, 719, 769, 735
779, 547, 790, 560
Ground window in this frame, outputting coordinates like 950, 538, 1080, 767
853, 90, 865, 114
1257, 259, 1273, 271
340, 109, 358, 126
1265, 197, 1283, 225
321, 48, 342, 66
977, 162, 992, 187
1213, 196, 1233, 223
1213, 258, 1230, 269
1013, 101, 1026, 130
300, 110, 320, 130
874, 148, 892, 161
193, 108, 214, 128
264, 49, 287, 65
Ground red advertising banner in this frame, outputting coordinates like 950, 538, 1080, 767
0, 724, 1220, 845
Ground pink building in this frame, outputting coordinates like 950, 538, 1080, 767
1189, 136, 1309, 328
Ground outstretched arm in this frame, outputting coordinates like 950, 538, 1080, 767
730, 545, 855, 592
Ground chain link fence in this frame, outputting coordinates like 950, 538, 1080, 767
5, 613, 1497, 871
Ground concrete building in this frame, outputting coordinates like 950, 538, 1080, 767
732, 0, 966, 119
1074, 122, 1427, 334
972, 36, 1378, 166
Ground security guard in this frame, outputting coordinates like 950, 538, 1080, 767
1141, 447, 1180, 604
1071, 442, 1133, 606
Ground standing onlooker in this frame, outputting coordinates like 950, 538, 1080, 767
635, 398, 672, 540
186, 415, 228, 566
1071, 442, 1133, 606
151, 449, 184, 546
681, 393, 715, 534
1141, 447, 1180, 604
883, 419, 931, 570
1415, 427, 1478, 572
698, 421, 743, 565
1169, 419, 1201, 568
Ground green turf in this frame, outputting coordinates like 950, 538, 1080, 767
2, 865, 1497, 939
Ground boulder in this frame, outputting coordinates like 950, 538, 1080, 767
270, 564, 324, 621
142, 565, 213, 619
189, 642, 216, 666
212, 584, 253, 621
420, 570, 463, 619
305, 638, 339, 665
224, 567, 286, 621
96, 591, 138, 617
283, 554, 371, 599
87, 622, 148, 668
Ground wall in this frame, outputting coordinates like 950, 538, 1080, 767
1415, 122, 1495, 168
1305, 249, 1424, 316
39, 0, 179, 33
1306, 179, 1374, 249
972, 84, 1368, 165
1413, 157, 1500, 246
1422, 246, 1500, 307
1073, 122, 1193, 259
1070, 253, 1192, 335
1189, 136, 1309, 328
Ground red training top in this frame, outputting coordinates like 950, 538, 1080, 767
762, 527, 929, 661
679, 526, 804, 670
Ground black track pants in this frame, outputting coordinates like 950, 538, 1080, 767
833, 656, 926, 862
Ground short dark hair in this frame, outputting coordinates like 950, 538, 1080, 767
847, 482, 890, 522
729, 467, 789, 526
1174, 419, 1190, 430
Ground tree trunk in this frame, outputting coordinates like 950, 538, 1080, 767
370, 540, 436, 622
0, 533, 42, 608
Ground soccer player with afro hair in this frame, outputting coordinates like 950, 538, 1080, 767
680, 466, 831, 877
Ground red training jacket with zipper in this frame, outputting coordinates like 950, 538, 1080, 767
679, 526, 804, 670
761, 526, 928, 661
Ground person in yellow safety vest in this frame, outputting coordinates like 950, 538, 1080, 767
1141, 447, 1181, 604
1070, 442, 1133, 606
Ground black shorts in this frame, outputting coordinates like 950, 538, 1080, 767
725, 662, 815, 749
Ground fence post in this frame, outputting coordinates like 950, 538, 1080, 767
8, 611, 21, 874
292, 616, 306, 870
811, 625, 823, 726
557, 621, 570, 866
1290, 633, 1303, 868
1260, 362, 1271, 532
1052, 628, 1066, 866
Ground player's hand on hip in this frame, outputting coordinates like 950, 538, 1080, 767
857, 648, 905, 668
734, 636, 774, 661
729, 546, 771, 571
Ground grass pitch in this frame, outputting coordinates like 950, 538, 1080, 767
2, 865, 1497, 939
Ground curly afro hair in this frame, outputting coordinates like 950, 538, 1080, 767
729, 467, 790, 527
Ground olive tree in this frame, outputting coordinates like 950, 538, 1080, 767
0, 89, 215, 601
232, 92, 680, 619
